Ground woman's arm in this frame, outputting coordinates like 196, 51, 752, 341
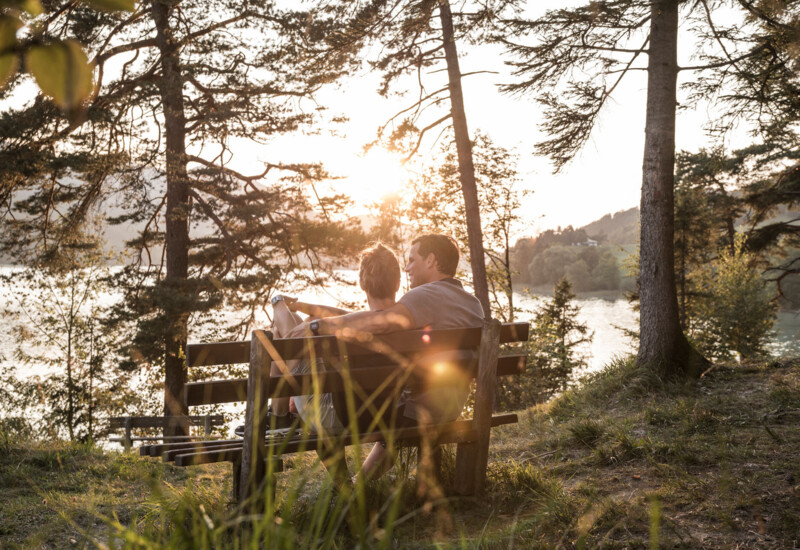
285, 297, 351, 318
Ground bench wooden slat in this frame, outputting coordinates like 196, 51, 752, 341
111, 435, 207, 443
186, 322, 529, 367
184, 353, 527, 406
109, 415, 225, 430
142, 438, 243, 457
171, 414, 518, 466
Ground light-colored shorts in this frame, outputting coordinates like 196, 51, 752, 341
291, 358, 344, 435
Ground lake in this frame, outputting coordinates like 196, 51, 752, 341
1, 266, 798, 376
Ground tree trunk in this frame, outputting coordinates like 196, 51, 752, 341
438, 0, 491, 319
505, 232, 514, 322
637, 0, 707, 378
677, 231, 687, 330
66, 323, 74, 441
153, 0, 191, 436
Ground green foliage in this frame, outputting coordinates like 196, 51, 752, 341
498, 278, 592, 410
527, 244, 621, 291
690, 237, 777, 362
0, 0, 131, 110
0, 244, 142, 441
26, 40, 93, 110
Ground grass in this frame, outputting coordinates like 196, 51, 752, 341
2, 355, 800, 548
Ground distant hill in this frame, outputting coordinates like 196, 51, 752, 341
579, 207, 639, 245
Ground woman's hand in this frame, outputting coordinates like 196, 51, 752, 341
271, 294, 298, 310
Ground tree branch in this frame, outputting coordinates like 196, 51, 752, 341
403, 113, 452, 162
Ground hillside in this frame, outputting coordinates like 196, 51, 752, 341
2, 356, 799, 548
579, 206, 640, 245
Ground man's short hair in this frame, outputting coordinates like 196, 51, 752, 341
411, 234, 460, 277
359, 243, 401, 300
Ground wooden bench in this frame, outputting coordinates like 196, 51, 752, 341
110, 414, 225, 450
141, 319, 528, 507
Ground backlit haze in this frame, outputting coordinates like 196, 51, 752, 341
0, 3, 758, 239
225, 34, 753, 239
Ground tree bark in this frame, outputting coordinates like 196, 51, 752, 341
637, 0, 707, 378
153, 0, 191, 436
438, 0, 491, 319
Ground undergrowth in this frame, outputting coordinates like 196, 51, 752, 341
2, 355, 799, 548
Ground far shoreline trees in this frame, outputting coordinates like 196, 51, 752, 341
498, 0, 794, 378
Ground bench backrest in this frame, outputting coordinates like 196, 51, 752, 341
187, 323, 529, 367
183, 322, 529, 407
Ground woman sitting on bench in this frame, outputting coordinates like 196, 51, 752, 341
267, 242, 408, 479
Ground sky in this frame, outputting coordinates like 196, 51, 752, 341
1, 2, 758, 242
221, 4, 756, 240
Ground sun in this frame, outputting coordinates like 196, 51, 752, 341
344, 148, 411, 207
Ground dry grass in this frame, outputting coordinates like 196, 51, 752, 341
2, 355, 799, 548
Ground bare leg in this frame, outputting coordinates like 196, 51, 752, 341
360, 442, 394, 480
270, 301, 303, 415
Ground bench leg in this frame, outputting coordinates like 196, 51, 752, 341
454, 442, 477, 496
240, 330, 273, 510
317, 445, 348, 489
431, 444, 443, 487
234, 457, 283, 506
232, 458, 241, 504
454, 319, 501, 497
124, 418, 133, 451
416, 440, 445, 503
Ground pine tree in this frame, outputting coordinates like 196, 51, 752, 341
497, 1, 784, 377
701, 2, 800, 290
499, 277, 592, 409
331, 0, 522, 319
675, 143, 800, 310
408, 131, 526, 322
0, 2, 365, 434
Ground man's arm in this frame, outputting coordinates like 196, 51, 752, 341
285, 302, 416, 339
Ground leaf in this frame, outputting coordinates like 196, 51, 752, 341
27, 40, 94, 109
81, 0, 135, 12
0, 15, 19, 49
0, 53, 18, 87
0, 15, 19, 87
20, 0, 43, 16
0, 0, 41, 15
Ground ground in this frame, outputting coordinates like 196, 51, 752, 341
1, 356, 798, 548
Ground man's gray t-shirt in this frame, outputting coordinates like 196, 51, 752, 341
398, 278, 484, 422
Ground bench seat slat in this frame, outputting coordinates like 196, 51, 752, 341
166, 414, 518, 466
142, 438, 243, 457
184, 354, 527, 406
187, 322, 529, 367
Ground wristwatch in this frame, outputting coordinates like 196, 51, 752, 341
309, 320, 320, 336
270, 294, 285, 305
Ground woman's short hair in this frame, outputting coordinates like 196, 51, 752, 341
359, 243, 401, 300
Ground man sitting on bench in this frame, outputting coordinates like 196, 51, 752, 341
285, 233, 484, 480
